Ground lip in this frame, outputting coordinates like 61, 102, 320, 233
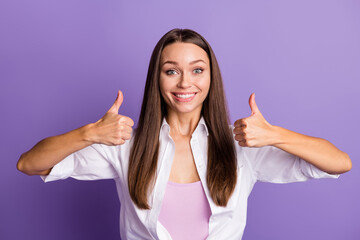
171, 92, 197, 102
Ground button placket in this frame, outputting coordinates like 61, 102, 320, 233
190, 135, 216, 219
148, 135, 175, 240
190, 136, 204, 170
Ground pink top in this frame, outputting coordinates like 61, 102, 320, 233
158, 180, 212, 240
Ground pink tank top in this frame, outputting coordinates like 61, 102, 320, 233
158, 180, 212, 240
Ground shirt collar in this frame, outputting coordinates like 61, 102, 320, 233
160, 116, 209, 137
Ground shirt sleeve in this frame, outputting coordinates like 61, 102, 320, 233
40, 144, 119, 183
240, 145, 340, 183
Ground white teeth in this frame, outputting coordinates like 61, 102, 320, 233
175, 93, 195, 99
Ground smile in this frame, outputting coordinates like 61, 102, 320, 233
172, 92, 197, 102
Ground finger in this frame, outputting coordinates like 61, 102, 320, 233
121, 132, 132, 141
121, 125, 133, 134
234, 134, 245, 142
249, 92, 260, 116
238, 139, 247, 147
108, 90, 124, 113
116, 139, 125, 145
233, 127, 245, 135
234, 130, 246, 136
120, 116, 134, 127
234, 119, 246, 127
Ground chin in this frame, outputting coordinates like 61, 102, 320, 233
170, 105, 203, 115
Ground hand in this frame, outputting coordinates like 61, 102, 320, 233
233, 93, 275, 147
89, 90, 134, 145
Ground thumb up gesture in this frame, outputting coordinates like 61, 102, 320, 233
90, 90, 134, 146
233, 93, 274, 148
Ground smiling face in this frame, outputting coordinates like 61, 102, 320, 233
159, 42, 211, 117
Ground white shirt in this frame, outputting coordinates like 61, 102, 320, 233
41, 116, 339, 240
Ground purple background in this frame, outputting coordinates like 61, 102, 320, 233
1, 0, 359, 239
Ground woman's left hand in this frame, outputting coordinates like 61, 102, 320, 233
233, 93, 276, 148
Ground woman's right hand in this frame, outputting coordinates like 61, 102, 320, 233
87, 90, 134, 146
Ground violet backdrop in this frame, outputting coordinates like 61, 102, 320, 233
1, 0, 359, 239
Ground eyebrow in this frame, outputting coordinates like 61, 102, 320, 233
161, 59, 206, 67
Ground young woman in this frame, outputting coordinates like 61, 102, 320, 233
17, 28, 352, 240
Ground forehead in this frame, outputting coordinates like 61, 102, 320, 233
160, 42, 209, 65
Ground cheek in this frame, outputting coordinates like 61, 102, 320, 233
198, 75, 211, 94
159, 77, 167, 93
159, 77, 173, 99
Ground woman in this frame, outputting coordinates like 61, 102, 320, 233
17, 28, 352, 240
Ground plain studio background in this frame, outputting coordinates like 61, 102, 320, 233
1, 0, 359, 239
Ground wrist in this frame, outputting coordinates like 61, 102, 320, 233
267, 125, 286, 147
80, 123, 99, 144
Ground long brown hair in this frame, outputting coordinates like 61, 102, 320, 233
128, 28, 237, 209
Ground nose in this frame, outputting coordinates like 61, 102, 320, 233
177, 72, 192, 88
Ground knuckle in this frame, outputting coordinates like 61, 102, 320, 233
130, 119, 135, 126
235, 127, 244, 134
115, 132, 122, 139
116, 121, 122, 127
122, 134, 130, 140
238, 140, 246, 147
235, 119, 245, 127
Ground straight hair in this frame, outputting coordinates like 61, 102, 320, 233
128, 28, 237, 209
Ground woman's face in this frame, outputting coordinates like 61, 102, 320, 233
159, 42, 211, 116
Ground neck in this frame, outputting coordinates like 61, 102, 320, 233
165, 110, 201, 137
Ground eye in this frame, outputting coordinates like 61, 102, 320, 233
165, 69, 177, 75
193, 68, 203, 74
